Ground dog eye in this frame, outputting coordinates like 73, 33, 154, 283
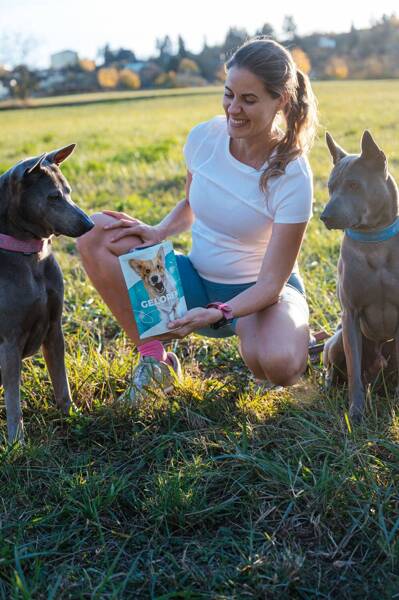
48, 193, 60, 201
145, 269, 151, 274
347, 181, 360, 191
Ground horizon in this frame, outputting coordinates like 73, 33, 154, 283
1, 0, 398, 68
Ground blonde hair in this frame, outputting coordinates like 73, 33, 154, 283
225, 37, 318, 192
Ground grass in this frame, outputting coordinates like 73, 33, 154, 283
0, 81, 399, 598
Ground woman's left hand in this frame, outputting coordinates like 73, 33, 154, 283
167, 307, 222, 337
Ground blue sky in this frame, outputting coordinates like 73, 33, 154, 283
1, 0, 398, 67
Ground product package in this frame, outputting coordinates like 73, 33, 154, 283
119, 241, 187, 339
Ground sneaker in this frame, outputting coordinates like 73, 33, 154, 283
120, 351, 182, 404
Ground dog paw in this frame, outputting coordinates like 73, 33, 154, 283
59, 399, 80, 416
349, 404, 364, 424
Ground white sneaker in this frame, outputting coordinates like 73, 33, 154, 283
120, 352, 182, 404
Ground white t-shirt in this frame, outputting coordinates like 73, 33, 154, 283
183, 115, 313, 284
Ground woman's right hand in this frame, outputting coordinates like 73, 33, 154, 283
102, 210, 164, 247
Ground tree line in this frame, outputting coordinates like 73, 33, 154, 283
0, 13, 398, 101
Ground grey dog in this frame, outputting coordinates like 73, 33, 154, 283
320, 130, 399, 420
0, 144, 93, 442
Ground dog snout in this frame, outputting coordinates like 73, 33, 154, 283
150, 275, 160, 284
69, 208, 95, 237
320, 209, 332, 227
81, 214, 95, 233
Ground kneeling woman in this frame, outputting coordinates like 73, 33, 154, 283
77, 37, 318, 401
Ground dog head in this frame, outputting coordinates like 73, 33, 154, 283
1, 144, 94, 239
129, 246, 167, 295
320, 130, 396, 231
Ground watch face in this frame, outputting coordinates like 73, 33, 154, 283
211, 316, 234, 330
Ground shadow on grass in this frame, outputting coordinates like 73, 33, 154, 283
0, 354, 399, 598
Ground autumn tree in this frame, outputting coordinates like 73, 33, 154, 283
325, 56, 349, 79
97, 67, 119, 89
178, 58, 199, 74
79, 59, 96, 72
291, 48, 311, 74
119, 69, 141, 89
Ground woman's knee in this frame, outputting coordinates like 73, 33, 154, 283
257, 348, 308, 386
76, 212, 142, 258
238, 339, 264, 379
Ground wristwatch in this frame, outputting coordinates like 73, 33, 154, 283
207, 302, 234, 329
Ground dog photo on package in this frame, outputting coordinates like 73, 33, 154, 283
119, 241, 187, 339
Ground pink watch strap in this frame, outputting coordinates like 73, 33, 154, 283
207, 301, 234, 320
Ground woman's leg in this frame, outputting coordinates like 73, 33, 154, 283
76, 212, 174, 346
236, 286, 310, 386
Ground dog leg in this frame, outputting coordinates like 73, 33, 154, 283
342, 310, 364, 421
42, 321, 75, 414
394, 337, 399, 399
323, 325, 346, 389
0, 344, 24, 443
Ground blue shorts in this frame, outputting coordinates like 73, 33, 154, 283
175, 254, 307, 338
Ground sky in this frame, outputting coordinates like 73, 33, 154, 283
1, 0, 398, 67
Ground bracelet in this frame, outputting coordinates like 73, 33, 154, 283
207, 302, 234, 330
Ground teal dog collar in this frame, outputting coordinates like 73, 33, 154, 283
346, 216, 399, 242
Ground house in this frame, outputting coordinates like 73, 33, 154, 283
50, 50, 79, 70
318, 37, 336, 49
0, 81, 9, 99
124, 62, 146, 74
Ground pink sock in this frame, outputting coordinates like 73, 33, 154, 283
138, 340, 170, 363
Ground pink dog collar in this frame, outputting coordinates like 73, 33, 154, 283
0, 233, 46, 254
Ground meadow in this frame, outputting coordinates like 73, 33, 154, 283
0, 81, 399, 598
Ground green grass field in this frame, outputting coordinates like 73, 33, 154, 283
0, 82, 399, 598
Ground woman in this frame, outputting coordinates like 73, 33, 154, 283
77, 37, 318, 401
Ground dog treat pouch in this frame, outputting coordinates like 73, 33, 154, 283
119, 241, 187, 339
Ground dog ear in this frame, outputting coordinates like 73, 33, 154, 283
128, 259, 143, 276
156, 245, 165, 262
360, 131, 387, 171
325, 132, 347, 165
46, 144, 76, 165
25, 153, 47, 176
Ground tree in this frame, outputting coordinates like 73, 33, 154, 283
255, 23, 275, 38
139, 62, 163, 87
177, 35, 187, 59
291, 48, 311, 74
10, 65, 38, 100
223, 27, 249, 57
154, 70, 177, 88
0, 33, 39, 68
99, 45, 136, 67
119, 69, 141, 89
282, 15, 298, 41
178, 58, 199, 74
97, 67, 119, 88
196, 43, 224, 81
325, 56, 349, 79
79, 59, 96, 72
156, 35, 173, 69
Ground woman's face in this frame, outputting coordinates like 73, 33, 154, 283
222, 66, 283, 140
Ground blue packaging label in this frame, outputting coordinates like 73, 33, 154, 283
119, 241, 187, 339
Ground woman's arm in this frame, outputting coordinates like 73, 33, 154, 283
156, 172, 194, 239
167, 221, 309, 336
227, 221, 308, 317
102, 171, 194, 243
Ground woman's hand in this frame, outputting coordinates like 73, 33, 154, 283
102, 210, 164, 247
166, 307, 222, 338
